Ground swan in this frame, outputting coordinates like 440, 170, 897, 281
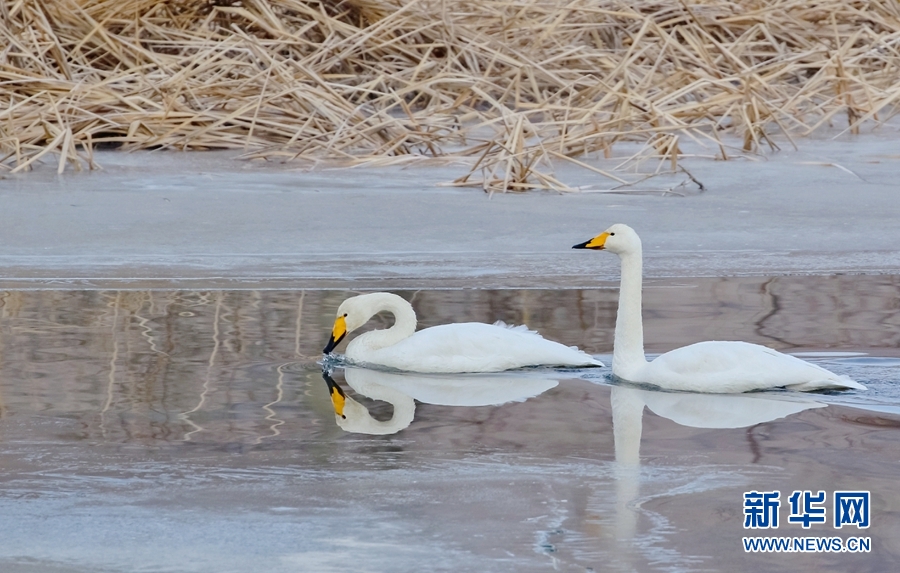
573, 224, 865, 392
322, 368, 560, 435
322, 292, 602, 373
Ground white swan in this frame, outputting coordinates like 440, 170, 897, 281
323, 368, 560, 435
573, 224, 864, 392
323, 292, 602, 373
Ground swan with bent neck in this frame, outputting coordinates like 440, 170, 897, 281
573, 224, 864, 392
323, 292, 602, 373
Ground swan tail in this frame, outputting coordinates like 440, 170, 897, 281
785, 375, 866, 392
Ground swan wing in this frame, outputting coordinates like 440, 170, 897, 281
367, 322, 601, 373
641, 341, 864, 393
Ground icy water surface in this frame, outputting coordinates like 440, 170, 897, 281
0, 275, 898, 572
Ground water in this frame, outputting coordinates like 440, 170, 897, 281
0, 276, 898, 572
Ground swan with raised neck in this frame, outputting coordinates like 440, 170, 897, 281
576, 224, 646, 380
323, 292, 602, 373
574, 224, 865, 392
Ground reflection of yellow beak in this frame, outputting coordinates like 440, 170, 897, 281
572, 232, 609, 250
322, 371, 347, 419
330, 385, 346, 418
323, 315, 347, 354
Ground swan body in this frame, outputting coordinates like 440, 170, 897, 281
324, 292, 602, 373
574, 224, 864, 393
637, 340, 861, 393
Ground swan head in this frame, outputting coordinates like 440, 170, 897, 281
322, 294, 380, 354
572, 223, 641, 256
323, 292, 412, 354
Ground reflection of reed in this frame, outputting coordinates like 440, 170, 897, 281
754, 278, 792, 348
182, 291, 222, 441
294, 291, 307, 359
256, 363, 286, 444
134, 294, 167, 357
257, 292, 306, 444
99, 291, 121, 437
753, 275, 900, 350
0, 292, 9, 419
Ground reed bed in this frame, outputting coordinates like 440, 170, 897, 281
2, 0, 899, 191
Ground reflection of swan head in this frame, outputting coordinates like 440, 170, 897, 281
323, 371, 348, 419
572, 223, 640, 256
323, 293, 411, 354
320, 369, 416, 435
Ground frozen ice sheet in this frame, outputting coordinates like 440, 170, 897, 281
2, 134, 899, 288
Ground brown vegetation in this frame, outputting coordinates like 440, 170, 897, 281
1, 0, 899, 190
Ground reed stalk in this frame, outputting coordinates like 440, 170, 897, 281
1, 0, 898, 191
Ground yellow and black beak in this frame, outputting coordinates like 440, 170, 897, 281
322, 370, 347, 419
572, 232, 609, 250
323, 315, 347, 354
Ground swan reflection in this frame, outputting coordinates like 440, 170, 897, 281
321, 369, 829, 556
610, 385, 826, 545
612, 385, 827, 464
322, 367, 561, 435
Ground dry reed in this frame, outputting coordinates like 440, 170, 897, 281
2, 0, 899, 191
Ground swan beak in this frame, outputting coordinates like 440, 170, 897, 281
322, 371, 347, 419
573, 232, 609, 250
323, 316, 347, 354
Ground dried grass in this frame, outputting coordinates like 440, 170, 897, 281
2, 0, 899, 190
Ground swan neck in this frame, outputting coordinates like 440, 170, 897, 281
613, 249, 646, 377
355, 296, 417, 352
